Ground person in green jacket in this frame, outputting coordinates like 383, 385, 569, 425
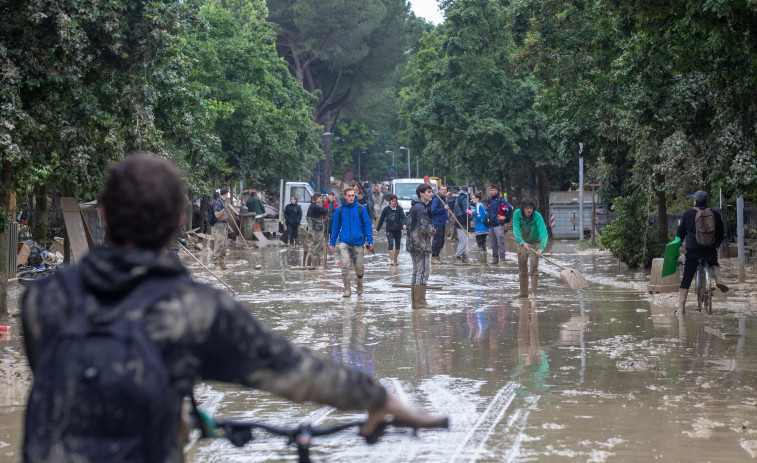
245, 190, 266, 231
512, 198, 549, 298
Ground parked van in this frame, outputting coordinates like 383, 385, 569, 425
391, 178, 438, 214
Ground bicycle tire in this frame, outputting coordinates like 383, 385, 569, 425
703, 265, 713, 315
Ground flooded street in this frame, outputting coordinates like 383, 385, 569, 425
2, 237, 757, 462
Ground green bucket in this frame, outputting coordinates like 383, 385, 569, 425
661, 237, 681, 278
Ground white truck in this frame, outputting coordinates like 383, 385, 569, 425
279, 180, 314, 227
391, 178, 438, 214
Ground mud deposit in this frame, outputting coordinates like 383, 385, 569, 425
1, 238, 756, 462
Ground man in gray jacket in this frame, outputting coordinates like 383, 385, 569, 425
406, 183, 436, 309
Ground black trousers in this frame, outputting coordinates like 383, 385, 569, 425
680, 254, 719, 289
431, 225, 446, 256
286, 223, 299, 244
386, 230, 402, 250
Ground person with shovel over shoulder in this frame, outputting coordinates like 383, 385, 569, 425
513, 198, 549, 299
406, 183, 436, 309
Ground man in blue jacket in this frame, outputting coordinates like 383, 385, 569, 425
330, 188, 374, 297
429, 185, 450, 264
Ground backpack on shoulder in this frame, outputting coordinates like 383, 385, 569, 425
207, 202, 217, 227
24, 268, 182, 463
694, 207, 717, 247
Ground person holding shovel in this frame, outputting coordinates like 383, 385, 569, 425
513, 198, 549, 299
212, 187, 230, 270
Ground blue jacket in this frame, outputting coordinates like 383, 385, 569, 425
330, 201, 373, 246
429, 196, 449, 227
471, 202, 489, 234
485, 194, 513, 228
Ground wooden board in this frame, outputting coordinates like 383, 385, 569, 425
60, 197, 91, 262
252, 231, 268, 242
392, 284, 444, 290
649, 258, 679, 291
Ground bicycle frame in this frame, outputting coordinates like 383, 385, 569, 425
695, 258, 713, 315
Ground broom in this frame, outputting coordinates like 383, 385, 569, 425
525, 246, 589, 289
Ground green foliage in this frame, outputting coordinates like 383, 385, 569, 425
600, 193, 660, 269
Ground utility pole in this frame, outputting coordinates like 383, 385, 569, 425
579, 143, 584, 240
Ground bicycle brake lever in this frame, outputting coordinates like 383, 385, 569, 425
362, 421, 388, 445
222, 422, 255, 447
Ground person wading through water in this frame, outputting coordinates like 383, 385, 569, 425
407, 184, 436, 309
512, 198, 549, 299
305, 193, 329, 267
376, 194, 407, 266
20, 154, 442, 463
330, 188, 373, 297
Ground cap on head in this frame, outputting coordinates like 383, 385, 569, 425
691, 190, 707, 202
220, 187, 229, 196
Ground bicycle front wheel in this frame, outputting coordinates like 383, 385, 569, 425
703, 266, 713, 315
696, 266, 706, 312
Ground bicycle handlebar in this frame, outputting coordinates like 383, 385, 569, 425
211, 416, 450, 448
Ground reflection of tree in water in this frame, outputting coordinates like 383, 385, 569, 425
512, 299, 550, 394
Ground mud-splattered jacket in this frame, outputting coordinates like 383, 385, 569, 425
21, 247, 387, 463
406, 199, 435, 254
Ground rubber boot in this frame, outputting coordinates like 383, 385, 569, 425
218, 259, 227, 270
530, 274, 539, 299
357, 276, 364, 295
514, 272, 529, 298
492, 255, 499, 265
431, 255, 442, 265
461, 254, 468, 264
676, 288, 688, 315
410, 285, 417, 309
394, 250, 400, 266
479, 250, 487, 265
342, 278, 351, 297
388, 251, 393, 267
414, 285, 434, 310
712, 266, 729, 293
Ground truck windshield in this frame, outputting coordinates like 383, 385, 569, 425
394, 182, 422, 201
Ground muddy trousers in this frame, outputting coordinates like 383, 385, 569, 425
212, 223, 228, 265
489, 226, 506, 258
517, 243, 540, 296
411, 253, 430, 285
431, 226, 446, 257
337, 243, 365, 279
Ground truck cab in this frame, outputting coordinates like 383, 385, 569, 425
279, 180, 314, 226
391, 178, 438, 214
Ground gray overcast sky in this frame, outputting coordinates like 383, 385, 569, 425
409, 0, 443, 24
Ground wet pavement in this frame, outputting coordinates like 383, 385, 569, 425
2, 235, 757, 462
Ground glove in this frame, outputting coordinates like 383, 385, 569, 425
465, 209, 473, 215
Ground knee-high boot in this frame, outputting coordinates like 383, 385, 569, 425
676, 288, 688, 314
515, 271, 529, 298
530, 274, 539, 299
712, 266, 729, 293
342, 278, 351, 297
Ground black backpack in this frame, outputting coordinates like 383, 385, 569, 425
24, 267, 183, 463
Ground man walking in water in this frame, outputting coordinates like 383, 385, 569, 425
212, 187, 230, 269
407, 184, 436, 309
330, 188, 373, 297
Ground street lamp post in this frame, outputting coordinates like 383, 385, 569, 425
399, 146, 410, 178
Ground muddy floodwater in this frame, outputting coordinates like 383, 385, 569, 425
1, 236, 756, 462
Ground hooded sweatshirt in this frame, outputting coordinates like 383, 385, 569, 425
21, 247, 386, 463
512, 209, 548, 251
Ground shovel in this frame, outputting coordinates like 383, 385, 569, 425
526, 246, 589, 289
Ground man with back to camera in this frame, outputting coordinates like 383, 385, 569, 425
486, 185, 514, 265
675, 190, 728, 314
20, 154, 441, 463
330, 187, 374, 297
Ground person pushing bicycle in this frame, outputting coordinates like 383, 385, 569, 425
675, 190, 728, 314
21, 154, 442, 463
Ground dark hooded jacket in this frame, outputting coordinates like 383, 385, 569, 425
675, 201, 724, 258
284, 202, 303, 226
376, 205, 406, 232
406, 199, 435, 254
21, 247, 386, 463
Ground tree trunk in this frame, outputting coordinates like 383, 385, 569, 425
0, 160, 13, 316
654, 173, 668, 254
33, 183, 48, 246
535, 167, 551, 218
